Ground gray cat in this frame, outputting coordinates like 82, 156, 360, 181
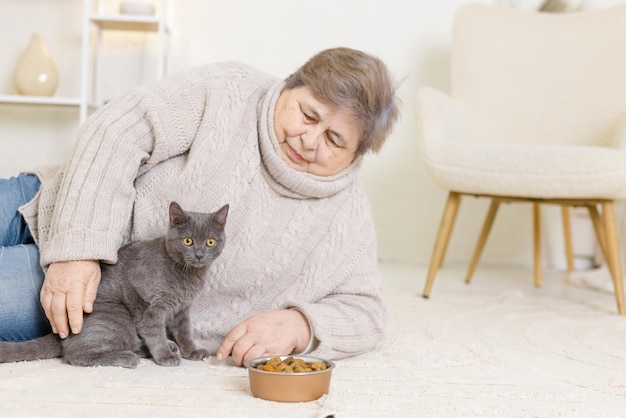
0, 201, 228, 368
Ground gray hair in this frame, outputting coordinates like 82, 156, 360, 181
284, 47, 399, 155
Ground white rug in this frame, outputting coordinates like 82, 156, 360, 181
2, 265, 626, 417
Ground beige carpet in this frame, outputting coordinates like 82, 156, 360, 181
2, 264, 626, 417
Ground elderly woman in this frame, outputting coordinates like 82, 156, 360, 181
0, 47, 399, 366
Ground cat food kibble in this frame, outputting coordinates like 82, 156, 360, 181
257, 357, 327, 373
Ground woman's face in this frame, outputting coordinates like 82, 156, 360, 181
274, 86, 361, 176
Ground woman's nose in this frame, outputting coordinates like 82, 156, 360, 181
301, 126, 323, 150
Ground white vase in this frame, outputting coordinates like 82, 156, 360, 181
13, 34, 59, 96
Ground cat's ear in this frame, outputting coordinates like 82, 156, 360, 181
212, 204, 229, 228
169, 201, 188, 227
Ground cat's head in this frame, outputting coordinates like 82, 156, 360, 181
165, 201, 229, 269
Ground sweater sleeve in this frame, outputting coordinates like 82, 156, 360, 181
39, 67, 215, 266
287, 194, 387, 360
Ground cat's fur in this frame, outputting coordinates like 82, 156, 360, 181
0, 201, 228, 368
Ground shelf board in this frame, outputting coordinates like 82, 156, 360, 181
89, 14, 167, 32
0, 95, 82, 107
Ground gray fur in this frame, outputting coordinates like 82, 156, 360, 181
0, 201, 228, 368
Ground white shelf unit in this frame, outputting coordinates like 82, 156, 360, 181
82, 0, 170, 122
0, 95, 82, 107
0, 0, 170, 125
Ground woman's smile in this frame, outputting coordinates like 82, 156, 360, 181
286, 143, 306, 162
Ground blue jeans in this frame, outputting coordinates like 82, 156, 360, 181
0, 174, 51, 341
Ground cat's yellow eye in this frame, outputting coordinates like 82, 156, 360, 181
206, 238, 216, 247
183, 237, 193, 246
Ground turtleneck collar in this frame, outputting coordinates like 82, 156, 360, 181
257, 81, 362, 200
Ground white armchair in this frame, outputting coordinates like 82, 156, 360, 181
415, 3, 626, 314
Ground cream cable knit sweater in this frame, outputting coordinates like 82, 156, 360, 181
19, 62, 386, 360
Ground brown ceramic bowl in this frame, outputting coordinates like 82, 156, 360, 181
245, 355, 335, 402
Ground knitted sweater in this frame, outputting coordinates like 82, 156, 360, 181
19, 62, 386, 360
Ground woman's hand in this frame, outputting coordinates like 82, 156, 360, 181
216, 309, 311, 366
40, 260, 101, 338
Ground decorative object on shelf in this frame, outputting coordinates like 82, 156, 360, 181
496, 0, 584, 12
13, 33, 59, 96
120, 1, 156, 15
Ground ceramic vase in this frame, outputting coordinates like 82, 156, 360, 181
13, 34, 59, 96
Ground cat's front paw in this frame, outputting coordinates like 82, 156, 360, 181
153, 353, 181, 367
167, 340, 180, 354
184, 348, 210, 361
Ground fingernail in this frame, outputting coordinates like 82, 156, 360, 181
72, 328, 79, 335
85, 302, 93, 311
59, 332, 67, 339
216, 353, 223, 361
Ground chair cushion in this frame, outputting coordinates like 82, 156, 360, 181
424, 140, 626, 199
416, 86, 626, 200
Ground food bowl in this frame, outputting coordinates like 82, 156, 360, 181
245, 355, 335, 402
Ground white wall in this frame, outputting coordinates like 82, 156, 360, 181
0, 0, 618, 269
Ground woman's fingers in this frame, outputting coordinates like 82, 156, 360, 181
217, 310, 310, 366
40, 260, 101, 338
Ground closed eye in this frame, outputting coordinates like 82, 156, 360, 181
300, 104, 319, 124
326, 134, 340, 148
303, 112, 316, 123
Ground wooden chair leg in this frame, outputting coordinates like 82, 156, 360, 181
561, 206, 574, 273
533, 203, 542, 287
600, 201, 625, 315
423, 191, 461, 298
465, 199, 500, 284
588, 204, 610, 273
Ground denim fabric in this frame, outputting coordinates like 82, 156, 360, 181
0, 174, 51, 341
